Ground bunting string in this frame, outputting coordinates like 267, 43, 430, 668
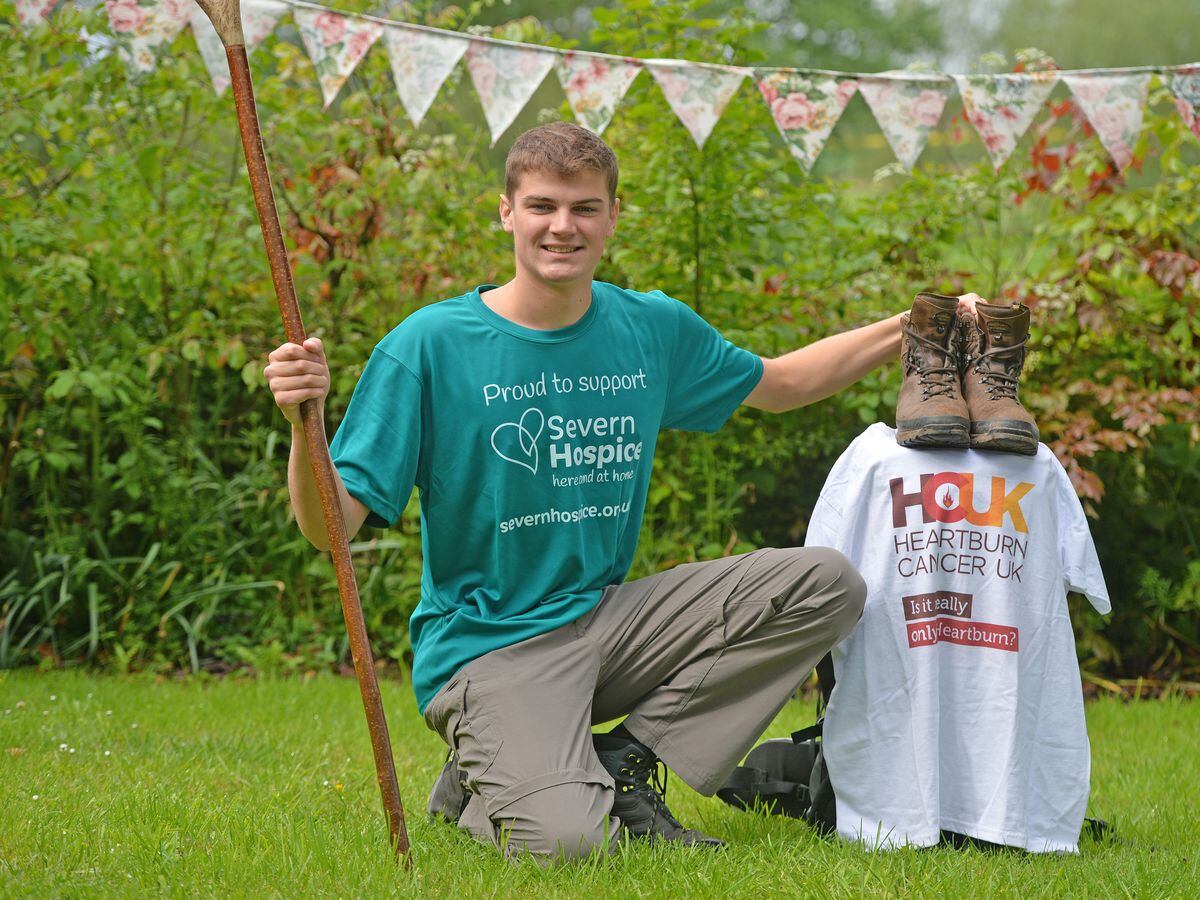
15, 0, 1199, 171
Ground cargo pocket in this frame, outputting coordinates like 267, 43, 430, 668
425, 674, 503, 791
719, 548, 800, 648
454, 677, 503, 793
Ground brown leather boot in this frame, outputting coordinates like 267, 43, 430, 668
895, 292, 970, 448
959, 302, 1040, 455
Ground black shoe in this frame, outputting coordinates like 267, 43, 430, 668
428, 752, 469, 823
593, 734, 725, 848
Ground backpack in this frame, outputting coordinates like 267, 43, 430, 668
716, 653, 837, 833
717, 654, 1116, 846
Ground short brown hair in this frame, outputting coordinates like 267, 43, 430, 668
504, 122, 618, 201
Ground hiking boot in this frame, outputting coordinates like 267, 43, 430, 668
593, 734, 725, 849
959, 302, 1040, 455
428, 752, 469, 824
895, 292, 971, 449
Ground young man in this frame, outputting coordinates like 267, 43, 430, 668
265, 122, 980, 864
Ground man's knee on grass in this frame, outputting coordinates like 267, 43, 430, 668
494, 780, 617, 866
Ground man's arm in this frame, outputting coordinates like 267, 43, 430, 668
743, 294, 980, 414
266, 337, 370, 550
287, 421, 370, 551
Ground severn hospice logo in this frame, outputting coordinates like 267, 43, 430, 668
490, 408, 544, 474
889, 472, 1035, 533
489, 408, 645, 478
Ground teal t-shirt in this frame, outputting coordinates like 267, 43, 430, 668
329, 281, 764, 713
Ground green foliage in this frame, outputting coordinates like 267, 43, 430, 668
714, 0, 946, 72
1, 0, 1197, 682
990, 0, 1200, 69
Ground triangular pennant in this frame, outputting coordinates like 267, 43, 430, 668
856, 74, 952, 171
382, 25, 469, 128
953, 73, 1058, 170
106, 0, 193, 74
556, 51, 641, 135
1062, 74, 1150, 170
190, 0, 287, 96
1169, 67, 1200, 141
647, 60, 745, 149
754, 69, 857, 173
465, 40, 556, 146
15, 0, 57, 28
294, 8, 383, 108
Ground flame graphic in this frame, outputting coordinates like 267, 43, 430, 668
940, 487, 955, 509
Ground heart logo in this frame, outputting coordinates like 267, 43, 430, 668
490, 407, 544, 474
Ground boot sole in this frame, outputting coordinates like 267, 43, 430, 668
969, 420, 1039, 456
896, 417, 970, 449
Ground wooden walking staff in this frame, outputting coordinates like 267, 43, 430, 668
191, 0, 411, 864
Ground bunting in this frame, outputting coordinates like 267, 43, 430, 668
15, 0, 56, 27
954, 73, 1059, 170
190, 0, 288, 95
1062, 74, 1150, 170
646, 60, 745, 149
557, 51, 641, 135
294, 8, 383, 108
466, 41, 557, 145
105, 0, 192, 74
755, 70, 857, 173
1169, 68, 1200, 142
856, 74, 952, 171
16, 0, 1200, 175
382, 25, 469, 128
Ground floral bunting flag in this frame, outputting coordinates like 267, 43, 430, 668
856, 75, 952, 170
648, 60, 745, 148
295, 8, 383, 108
1169, 69, 1200, 140
466, 41, 556, 146
1062, 74, 1150, 170
190, 0, 288, 95
556, 51, 642, 135
16, 0, 57, 28
754, 69, 857, 173
1169, 67, 1200, 141
383, 25, 470, 128
106, 0, 192, 73
953, 73, 1058, 170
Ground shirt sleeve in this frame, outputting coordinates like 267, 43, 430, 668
661, 296, 764, 433
1053, 459, 1111, 614
329, 347, 423, 529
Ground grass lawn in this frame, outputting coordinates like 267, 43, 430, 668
1, 670, 1196, 897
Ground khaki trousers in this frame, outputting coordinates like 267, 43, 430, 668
422, 546, 866, 863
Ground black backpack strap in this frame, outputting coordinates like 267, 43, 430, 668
790, 721, 823, 744
715, 764, 811, 816
1083, 817, 1114, 841
815, 652, 836, 709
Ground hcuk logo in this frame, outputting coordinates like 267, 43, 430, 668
889, 472, 1034, 533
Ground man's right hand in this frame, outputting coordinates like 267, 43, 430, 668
264, 337, 330, 427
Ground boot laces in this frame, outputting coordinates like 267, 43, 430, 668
620, 750, 682, 830
971, 338, 1027, 400
903, 323, 959, 399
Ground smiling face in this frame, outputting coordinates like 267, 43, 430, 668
499, 168, 619, 292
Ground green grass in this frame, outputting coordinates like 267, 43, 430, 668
1, 670, 1196, 897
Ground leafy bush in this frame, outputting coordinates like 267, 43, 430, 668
1, 0, 1197, 682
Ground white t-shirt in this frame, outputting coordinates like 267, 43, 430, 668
806, 423, 1110, 853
